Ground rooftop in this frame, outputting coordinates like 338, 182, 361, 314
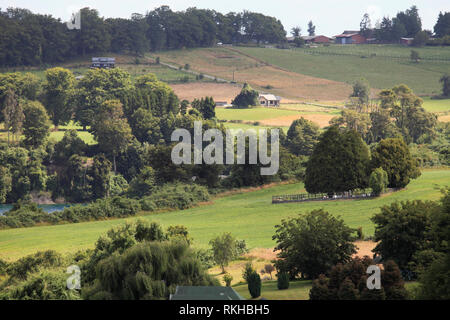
259, 93, 280, 101
170, 286, 245, 301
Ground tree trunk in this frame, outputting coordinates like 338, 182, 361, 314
113, 155, 117, 174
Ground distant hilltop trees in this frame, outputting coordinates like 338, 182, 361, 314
0, 6, 286, 67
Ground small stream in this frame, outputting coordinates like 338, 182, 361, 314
0, 204, 75, 215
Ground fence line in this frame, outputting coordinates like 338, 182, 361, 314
272, 191, 375, 204
299, 49, 450, 62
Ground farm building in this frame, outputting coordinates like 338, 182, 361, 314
91, 57, 116, 69
302, 35, 332, 44
259, 94, 281, 107
400, 37, 414, 45
334, 31, 366, 44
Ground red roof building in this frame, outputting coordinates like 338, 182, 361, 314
334, 31, 366, 44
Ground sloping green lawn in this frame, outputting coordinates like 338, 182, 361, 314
0, 169, 448, 261
235, 46, 450, 96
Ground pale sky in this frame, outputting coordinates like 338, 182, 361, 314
0, 0, 449, 36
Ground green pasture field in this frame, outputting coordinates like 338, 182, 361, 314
298, 44, 450, 61
216, 106, 339, 121
0, 121, 96, 145
421, 97, 450, 114
221, 122, 289, 133
6, 62, 198, 83
235, 46, 450, 96
216, 107, 302, 121
0, 169, 448, 262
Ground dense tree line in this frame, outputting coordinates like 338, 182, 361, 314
359, 6, 450, 45
0, 67, 299, 206
0, 6, 286, 67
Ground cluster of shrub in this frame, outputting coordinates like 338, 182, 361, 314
0, 183, 210, 229
0, 220, 253, 300
0, 220, 220, 300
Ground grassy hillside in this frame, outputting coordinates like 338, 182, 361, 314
0, 121, 96, 145
234, 46, 450, 96
152, 47, 353, 101
0, 169, 447, 262
8, 54, 200, 83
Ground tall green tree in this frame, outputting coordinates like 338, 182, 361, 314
395, 5, 422, 37
192, 96, 216, 119
83, 240, 216, 300
305, 126, 370, 194
0, 166, 12, 203
128, 166, 156, 198
371, 138, 421, 188
43, 67, 75, 129
273, 209, 357, 279
74, 8, 111, 56
371, 200, 438, 269
369, 167, 389, 196
434, 12, 450, 38
90, 100, 133, 173
22, 100, 51, 148
360, 13, 373, 38
285, 117, 320, 156
209, 233, 239, 273
90, 154, 112, 199
3, 89, 26, 145
231, 83, 259, 108
307, 21, 316, 36
75, 68, 132, 129
440, 74, 450, 97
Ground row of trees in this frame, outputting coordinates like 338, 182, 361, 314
360, 7, 449, 45
1, 68, 302, 203
332, 81, 438, 145
0, 6, 286, 67
304, 125, 420, 195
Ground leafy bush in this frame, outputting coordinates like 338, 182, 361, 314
309, 257, 406, 300
140, 183, 210, 211
196, 249, 215, 269
223, 273, 233, 287
6, 250, 63, 280
247, 272, 261, 298
0, 259, 8, 276
82, 241, 217, 300
369, 168, 388, 196
242, 262, 256, 283
273, 209, 357, 279
0, 197, 141, 229
2, 270, 81, 300
277, 272, 289, 290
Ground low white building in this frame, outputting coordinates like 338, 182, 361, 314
259, 94, 281, 107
